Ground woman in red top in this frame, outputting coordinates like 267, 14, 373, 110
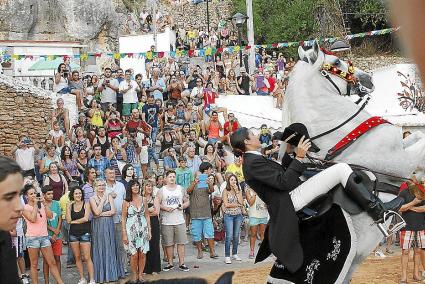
222, 113, 240, 145
203, 81, 228, 118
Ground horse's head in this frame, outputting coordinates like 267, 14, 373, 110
298, 41, 375, 97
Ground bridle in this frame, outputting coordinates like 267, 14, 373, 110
320, 60, 358, 97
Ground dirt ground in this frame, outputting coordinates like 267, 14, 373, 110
202, 253, 418, 284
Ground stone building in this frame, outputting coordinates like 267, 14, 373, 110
0, 74, 53, 156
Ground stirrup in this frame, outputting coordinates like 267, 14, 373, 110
373, 211, 406, 238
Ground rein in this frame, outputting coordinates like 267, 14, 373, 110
310, 96, 370, 140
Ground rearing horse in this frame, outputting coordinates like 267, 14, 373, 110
279, 41, 425, 283
282, 41, 425, 181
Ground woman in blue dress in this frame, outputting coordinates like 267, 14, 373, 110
89, 178, 125, 283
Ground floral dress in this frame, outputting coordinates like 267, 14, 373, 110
125, 200, 150, 255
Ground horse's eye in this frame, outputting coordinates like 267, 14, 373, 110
335, 59, 340, 66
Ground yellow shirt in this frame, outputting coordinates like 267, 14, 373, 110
59, 194, 70, 220
226, 163, 244, 182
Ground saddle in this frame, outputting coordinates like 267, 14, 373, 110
297, 169, 405, 237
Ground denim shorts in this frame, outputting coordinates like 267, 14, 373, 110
26, 236, 51, 249
69, 233, 91, 243
249, 217, 269, 226
191, 218, 214, 242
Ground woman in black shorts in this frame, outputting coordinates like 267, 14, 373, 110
66, 186, 95, 284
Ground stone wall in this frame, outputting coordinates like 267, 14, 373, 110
0, 75, 53, 156
166, 1, 234, 32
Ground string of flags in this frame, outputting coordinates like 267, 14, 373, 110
0, 27, 400, 62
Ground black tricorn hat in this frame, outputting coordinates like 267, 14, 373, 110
275, 123, 320, 153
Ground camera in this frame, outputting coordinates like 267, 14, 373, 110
105, 79, 110, 84
63, 71, 69, 78
23, 137, 31, 145
36, 192, 41, 199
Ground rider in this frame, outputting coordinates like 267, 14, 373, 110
230, 124, 404, 273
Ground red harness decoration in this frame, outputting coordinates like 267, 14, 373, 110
325, 116, 390, 160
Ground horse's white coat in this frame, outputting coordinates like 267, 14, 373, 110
282, 42, 424, 283
283, 43, 425, 179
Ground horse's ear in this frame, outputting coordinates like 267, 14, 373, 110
311, 41, 325, 70
298, 46, 307, 62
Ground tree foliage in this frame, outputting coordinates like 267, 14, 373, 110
232, 0, 389, 43
233, 0, 321, 44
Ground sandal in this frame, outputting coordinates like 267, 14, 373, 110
210, 253, 219, 259
197, 252, 203, 259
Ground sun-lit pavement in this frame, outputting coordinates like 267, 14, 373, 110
36, 231, 274, 283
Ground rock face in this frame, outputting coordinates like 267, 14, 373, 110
0, 74, 53, 156
0, 0, 129, 52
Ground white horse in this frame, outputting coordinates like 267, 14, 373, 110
282, 41, 425, 283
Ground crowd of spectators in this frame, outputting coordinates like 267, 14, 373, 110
8, 49, 299, 283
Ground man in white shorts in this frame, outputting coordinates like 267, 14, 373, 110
154, 170, 190, 272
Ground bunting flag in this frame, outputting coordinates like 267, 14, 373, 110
0, 27, 400, 62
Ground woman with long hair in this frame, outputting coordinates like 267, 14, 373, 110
88, 100, 104, 129
39, 144, 61, 176
76, 149, 88, 181
143, 181, 161, 275
121, 163, 136, 190
72, 127, 91, 157
61, 146, 81, 184
229, 127, 404, 275
222, 174, 244, 264
122, 180, 151, 283
22, 184, 64, 284
66, 186, 95, 284
202, 143, 221, 172
226, 69, 240, 95
89, 178, 124, 283
44, 162, 68, 201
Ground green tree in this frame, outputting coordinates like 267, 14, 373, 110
233, 0, 321, 44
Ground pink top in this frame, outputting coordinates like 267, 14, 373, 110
24, 204, 49, 237
208, 121, 220, 139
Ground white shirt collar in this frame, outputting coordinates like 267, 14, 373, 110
245, 150, 262, 156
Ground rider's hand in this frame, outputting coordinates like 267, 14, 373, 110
295, 135, 311, 160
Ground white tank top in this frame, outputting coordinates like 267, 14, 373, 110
248, 188, 269, 219
53, 76, 69, 92
160, 185, 186, 225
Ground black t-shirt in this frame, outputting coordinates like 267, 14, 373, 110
399, 189, 425, 231
0, 231, 20, 284
237, 75, 250, 95
187, 74, 200, 90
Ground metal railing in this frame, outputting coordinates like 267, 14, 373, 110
12, 75, 54, 91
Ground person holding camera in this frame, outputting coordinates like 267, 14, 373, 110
98, 68, 119, 113
237, 67, 253, 95
12, 136, 38, 178
22, 183, 64, 284
53, 63, 70, 94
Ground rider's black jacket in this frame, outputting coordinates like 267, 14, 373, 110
243, 151, 306, 273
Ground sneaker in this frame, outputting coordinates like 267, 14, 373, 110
225, 257, 232, 264
249, 252, 255, 259
88, 281, 96, 284
232, 254, 242, 261
163, 264, 174, 271
374, 250, 386, 258
21, 275, 30, 284
179, 264, 190, 272
77, 279, 87, 284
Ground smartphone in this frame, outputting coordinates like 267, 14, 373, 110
197, 174, 209, 189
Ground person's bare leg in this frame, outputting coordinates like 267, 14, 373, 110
176, 244, 185, 266
129, 253, 139, 282
81, 243, 94, 281
17, 257, 26, 276
165, 245, 174, 266
28, 248, 40, 284
207, 238, 216, 257
401, 249, 410, 282
42, 257, 49, 284
259, 223, 266, 241
249, 225, 258, 254
70, 242, 84, 280
137, 251, 147, 281
414, 248, 422, 279
40, 247, 64, 284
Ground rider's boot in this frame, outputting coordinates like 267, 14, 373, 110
344, 173, 404, 223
